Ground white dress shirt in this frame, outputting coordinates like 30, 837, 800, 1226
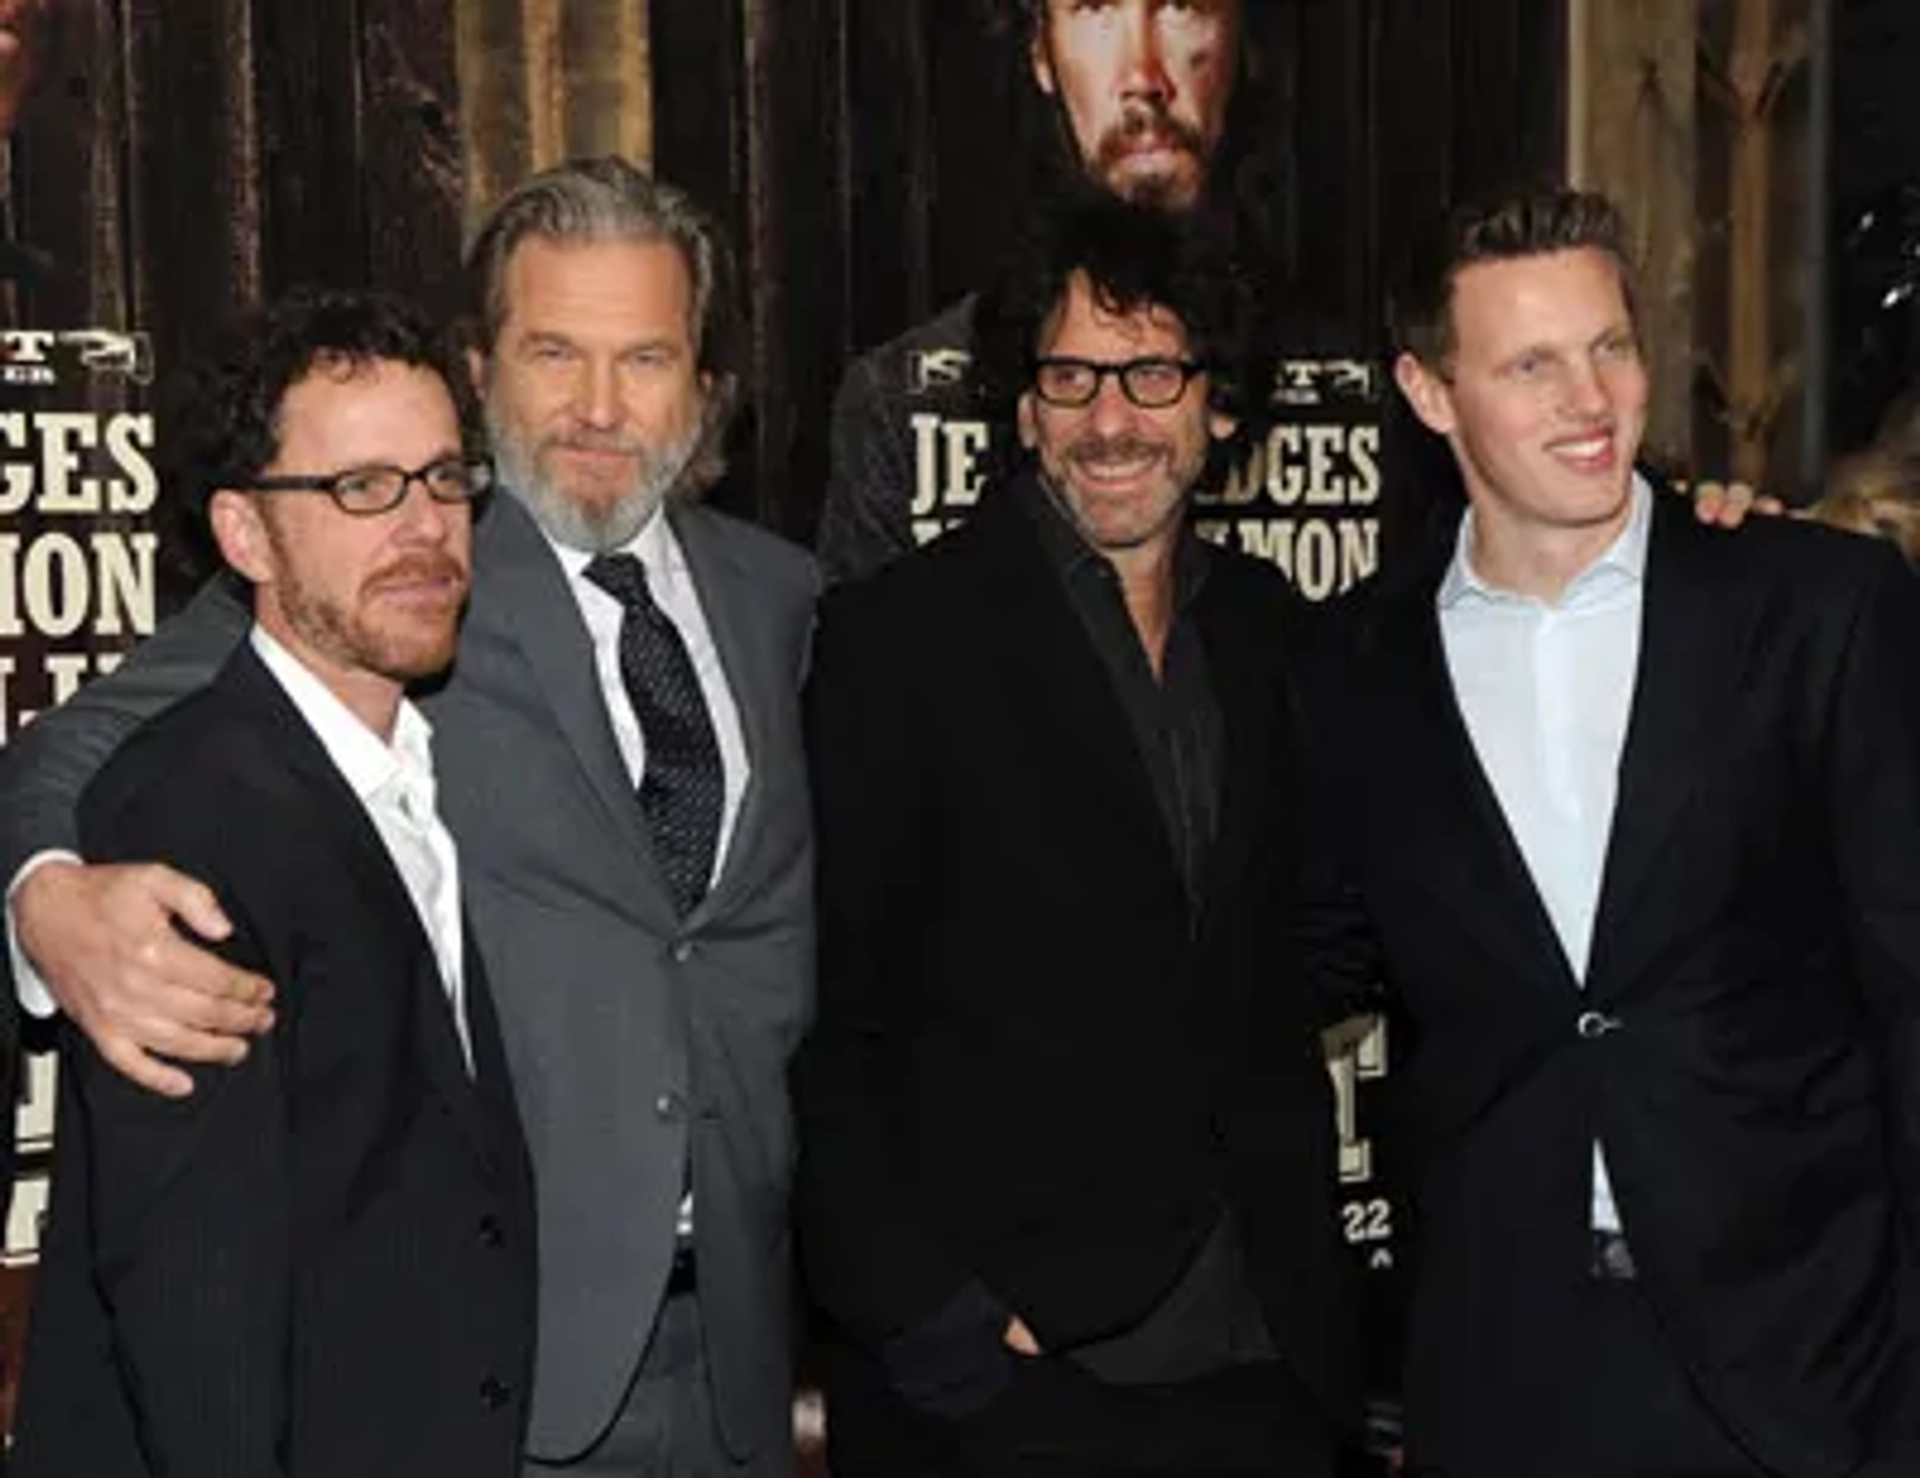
1437, 476, 1653, 1232
548, 507, 751, 889
251, 626, 472, 1070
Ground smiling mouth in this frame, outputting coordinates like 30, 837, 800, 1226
1549, 432, 1617, 470
1076, 454, 1163, 485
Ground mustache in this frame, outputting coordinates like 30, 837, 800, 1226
365, 554, 469, 592
1067, 433, 1168, 467
1093, 102, 1206, 169
547, 429, 648, 458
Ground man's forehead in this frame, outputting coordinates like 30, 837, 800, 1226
1446, 250, 1632, 344
276, 358, 456, 456
496, 235, 694, 334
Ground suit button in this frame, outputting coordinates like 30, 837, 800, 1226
655, 1091, 686, 1121
670, 940, 695, 964
1576, 1010, 1623, 1040
478, 1375, 511, 1410
478, 1214, 504, 1248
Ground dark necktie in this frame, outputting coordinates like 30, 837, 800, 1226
584, 552, 724, 916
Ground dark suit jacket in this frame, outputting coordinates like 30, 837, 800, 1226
12, 644, 536, 1478
795, 479, 1359, 1433
0, 491, 817, 1473
1292, 494, 1920, 1477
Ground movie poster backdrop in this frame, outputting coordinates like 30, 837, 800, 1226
0, 0, 1570, 1460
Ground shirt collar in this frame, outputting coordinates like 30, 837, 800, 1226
249, 625, 435, 805
1438, 471, 1653, 611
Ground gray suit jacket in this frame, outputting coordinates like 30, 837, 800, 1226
0, 491, 818, 1469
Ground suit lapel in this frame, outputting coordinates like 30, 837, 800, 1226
222, 648, 500, 1172
1366, 557, 1582, 997
1586, 499, 1758, 994
469, 493, 680, 929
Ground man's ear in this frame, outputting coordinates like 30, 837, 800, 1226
1393, 350, 1456, 437
1030, 25, 1057, 98
466, 346, 488, 396
1016, 390, 1040, 451
1208, 407, 1238, 444
208, 490, 272, 585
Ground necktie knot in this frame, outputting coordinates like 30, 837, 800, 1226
584, 551, 655, 615
584, 547, 722, 918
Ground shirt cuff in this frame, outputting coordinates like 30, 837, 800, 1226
8, 849, 81, 1020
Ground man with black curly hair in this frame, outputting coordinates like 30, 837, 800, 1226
796, 196, 1358, 1478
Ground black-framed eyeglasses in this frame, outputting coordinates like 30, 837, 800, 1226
1031, 356, 1206, 409
239, 454, 495, 517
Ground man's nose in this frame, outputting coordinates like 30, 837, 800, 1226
1561, 360, 1611, 420
572, 358, 621, 428
1117, 3, 1171, 101
392, 476, 456, 543
1087, 371, 1140, 434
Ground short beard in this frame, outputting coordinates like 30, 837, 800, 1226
1091, 102, 1208, 209
486, 405, 705, 554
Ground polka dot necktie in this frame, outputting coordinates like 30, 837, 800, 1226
585, 552, 723, 917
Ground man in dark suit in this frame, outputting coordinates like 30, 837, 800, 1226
10, 287, 534, 1475
1, 158, 816, 1476
797, 197, 1357, 1478
1292, 186, 1920, 1477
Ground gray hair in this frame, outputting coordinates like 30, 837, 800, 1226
464, 155, 741, 490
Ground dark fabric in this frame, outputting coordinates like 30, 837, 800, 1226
1398, 1281, 1762, 1478
584, 550, 723, 916
796, 473, 1359, 1474
1018, 478, 1222, 912
12, 644, 537, 1478
1291, 494, 1920, 1478
878, 1279, 1019, 1420
1063, 1212, 1274, 1387
823, 1335, 1336, 1478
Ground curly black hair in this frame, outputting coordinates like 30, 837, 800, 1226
162, 286, 469, 521
971, 189, 1272, 481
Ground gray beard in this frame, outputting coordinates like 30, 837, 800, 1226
485, 409, 700, 554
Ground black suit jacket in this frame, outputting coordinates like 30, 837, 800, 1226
1292, 494, 1920, 1477
795, 479, 1358, 1432
13, 644, 536, 1478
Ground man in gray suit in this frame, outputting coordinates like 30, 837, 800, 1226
1, 156, 817, 1477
